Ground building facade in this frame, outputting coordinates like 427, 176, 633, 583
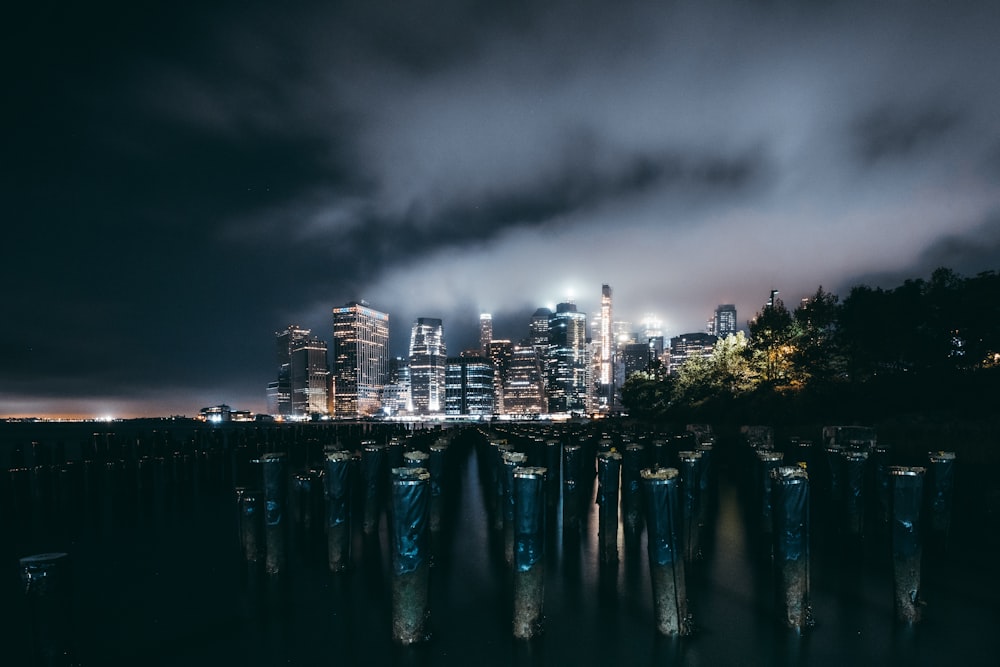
714, 304, 738, 338
332, 301, 389, 418
668, 332, 718, 375
380, 356, 412, 416
547, 302, 589, 414
488, 339, 513, 414
479, 313, 493, 356
290, 335, 330, 417
445, 354, 495, 416
270, 325, 311, 417
503, 345, 546, 415
409, 317, 447, 415
598, 284, 614, 411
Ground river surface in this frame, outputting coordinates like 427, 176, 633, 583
0, 420, 996, 666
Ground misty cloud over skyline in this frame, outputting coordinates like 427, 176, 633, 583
4, 1, 999, 416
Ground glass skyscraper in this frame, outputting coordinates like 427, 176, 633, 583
272, 325, 310, 417
332, 301, 389, 418
598, 284, 614, 411
445, 354, 494, 416
714, 304, 738, 338
547, 302, 589, 414
409, 317, 447, 414
479, 313, 493, 355
503, 345, 545, 415
291, 336, 330, 417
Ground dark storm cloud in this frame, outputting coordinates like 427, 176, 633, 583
853, 105, 963, 165
915, 215, 1000, 276
4, 0, 1000, 416
839, 212, 1000, 298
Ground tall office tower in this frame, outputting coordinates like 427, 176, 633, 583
714, 304, 738, 339
598, 285, 613, 411
332, 301, 389, 418
668, 332, 718, 375
529, 307, 552, 391
479, 313, 493, 356
613, 320, 634, 346
502, 345, 546, 415
642, 314, 664, 341
272, 325, 311, 417
445, 354, 495, 416
488, 339, 513, 414
380, 356, 412, 416
409, 317, 447, 414
648, 335, 666, 365
547, 302, 588, 413
622, 341, 652, 380
291, 336, 330, 417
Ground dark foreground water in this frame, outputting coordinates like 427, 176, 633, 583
0, 420, 997, 666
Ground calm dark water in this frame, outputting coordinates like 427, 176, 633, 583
0, 421, 997, 666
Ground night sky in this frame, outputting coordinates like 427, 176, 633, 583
4, 1, 1000, 418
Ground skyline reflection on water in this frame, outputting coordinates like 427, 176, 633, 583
0, 420, 996, 666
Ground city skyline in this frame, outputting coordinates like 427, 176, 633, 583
4, 1, 1000, 418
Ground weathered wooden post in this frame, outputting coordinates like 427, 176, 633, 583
772, 466, 812, 632
324, 450, 353, 573
641, 468, 690, 636
622, 443, 644, 535
890, 466, 925, 623
390, 467, 431, 645
20, 552, 75, 665
512, 466, 547, 640
258, 453, 288, 575
596, 450, 622, 564
503, 450, 529, 566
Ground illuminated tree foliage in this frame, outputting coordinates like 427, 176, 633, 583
747, 295, 794, 386
622, 268, 1000, 423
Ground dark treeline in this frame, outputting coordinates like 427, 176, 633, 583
622, 267, 1000, 440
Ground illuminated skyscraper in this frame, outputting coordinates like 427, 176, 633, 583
479, 313, 493, 355
503, 345, 546, 415
409, 317, 447, 414
714, 304, 738, 338
530, 307, 552, 392
332, 301, 389, 418
380, 356, 412, 416
271, 325, 311, 417
669, 332, 718, 375
291, 336, 329, 417
445, 354, 495, 415
488, 339, 513, 414
547, 302, 588, 413
598, 284, 613, 411
530, 308, 552, 350
622, 342, 652, 379
642, 314, 664, 341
